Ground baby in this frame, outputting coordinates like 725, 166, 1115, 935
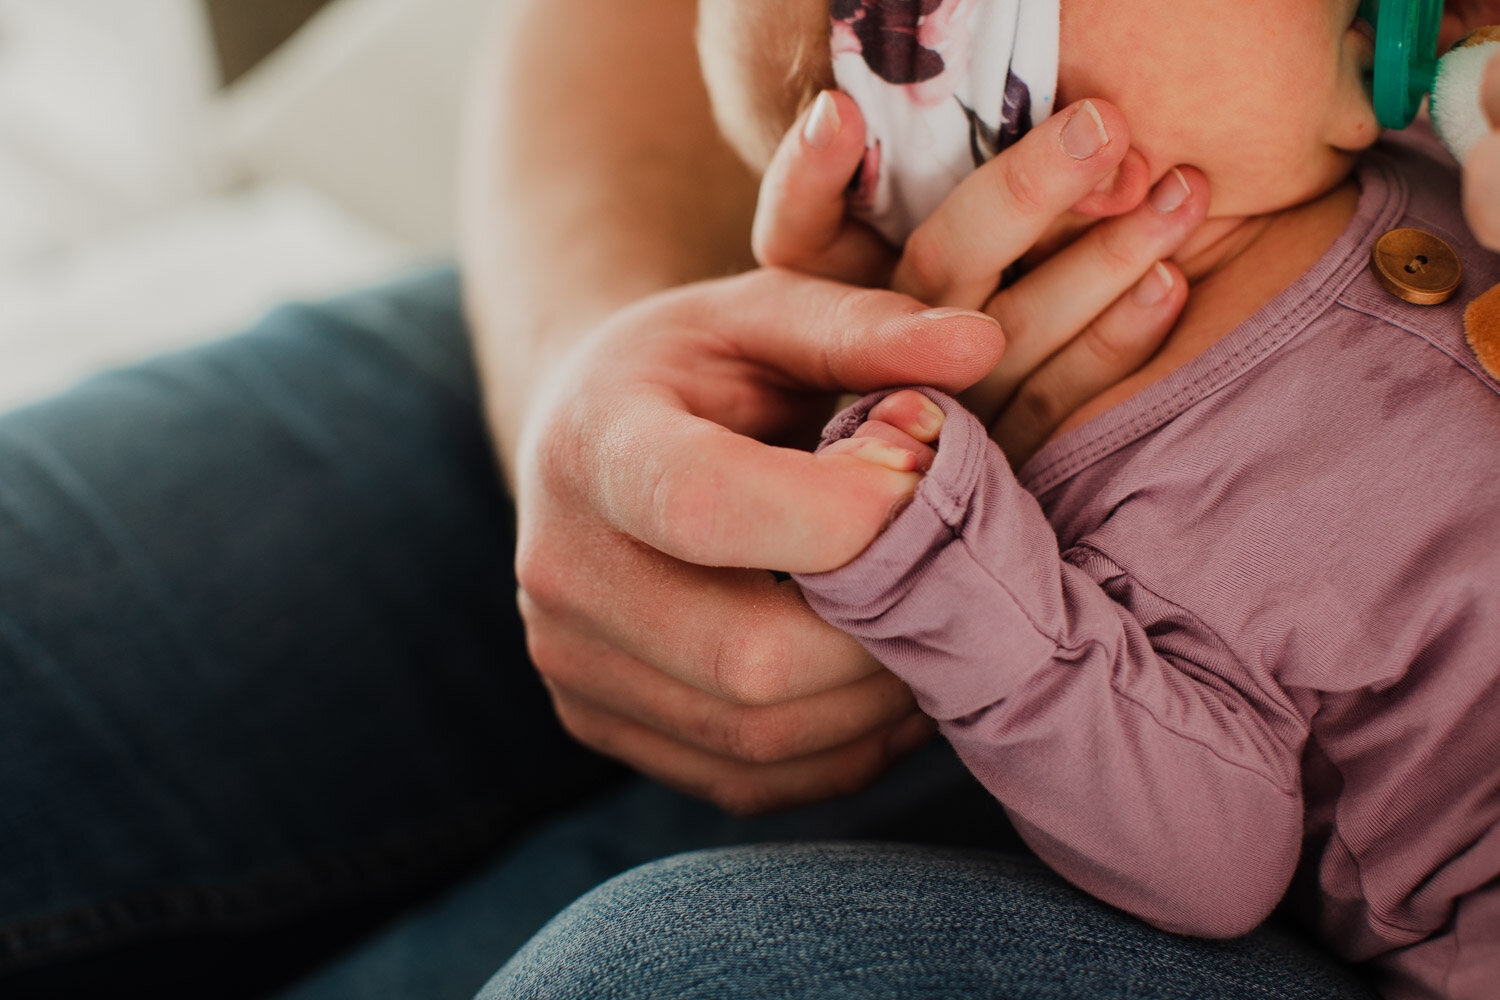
698, 2, 1499, 998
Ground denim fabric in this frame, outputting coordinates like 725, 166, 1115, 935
0, 268, 1373, 999
274, 740, 1018, 1000
484, 843, 1378, 1000
0, 268, 619, 997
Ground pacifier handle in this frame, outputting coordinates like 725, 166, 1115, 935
1361, 0, 1444, 129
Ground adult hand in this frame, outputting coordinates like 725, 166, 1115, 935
471, 0, 974, 816
755, 92, 1209, 463
512, 271, 1005, 814
475, 0, 1206, 817
1462, 47, 1500, 249
1442, 0, 1500, 49
1442, 3, 1500, 248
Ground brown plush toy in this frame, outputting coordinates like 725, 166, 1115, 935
1470, 285, 1500, 378
1432, 27, 1500, 377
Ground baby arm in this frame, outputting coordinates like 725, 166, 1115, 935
796, 389, 1308, 939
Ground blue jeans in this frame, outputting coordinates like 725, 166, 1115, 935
485, 843, 1375, 1000
0, 269, 1373, 999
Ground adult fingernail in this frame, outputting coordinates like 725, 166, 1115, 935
803, 91, 841, 150
918, 306, 1002, 327
1131, 261, 1175, 307
1060, 100, 1108, 160
1150, 168, 1191, 213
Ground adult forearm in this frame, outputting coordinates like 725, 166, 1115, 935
458, 0, 758, 475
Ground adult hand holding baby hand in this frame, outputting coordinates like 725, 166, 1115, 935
497, 14, 1213, 815
755, 93, 1209, 463
512, 270, 1004, 814
514, 114, 1206, 813
515, 92, 1215, 813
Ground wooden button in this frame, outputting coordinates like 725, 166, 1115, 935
1370, 228, 1463, 306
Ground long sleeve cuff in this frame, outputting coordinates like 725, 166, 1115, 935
794, 389, 1068, 720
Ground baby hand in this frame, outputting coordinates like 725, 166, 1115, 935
816, 390, 945, 556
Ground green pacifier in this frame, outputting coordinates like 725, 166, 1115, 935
1359, 0, 1443, 129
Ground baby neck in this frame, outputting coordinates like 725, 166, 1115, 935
1165, 178, 1362, 353
1045, 178, 1362, 443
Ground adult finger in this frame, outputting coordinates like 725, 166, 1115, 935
546, 685, 934, 816
1466, 133, 1500, 250
593, 398, 934, 571
516, 529, 883, 702
991, 260, 1189, 466
891, 99, 1140, 308
662, 269, 1007, 400
1486, 45, 1500, 123
563, 277, 1006, 571
1442, 2, 1500, 49
527, 607, 918, 761
1465, 53, 1500, 249
753, 90, 895, 285
965, 166, 1210, 421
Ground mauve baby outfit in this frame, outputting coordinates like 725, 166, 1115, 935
795, 139, 1500, 999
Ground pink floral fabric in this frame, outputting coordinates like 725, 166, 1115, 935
831, 0, 949, 84
831, 0, 1058, 243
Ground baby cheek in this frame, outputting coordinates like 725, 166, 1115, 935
699, 0, 832, 169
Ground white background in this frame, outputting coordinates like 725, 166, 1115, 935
0, 0, 493, 408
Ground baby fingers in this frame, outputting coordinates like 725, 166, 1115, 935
864, 389, 945, 444
821, 432, 929, 473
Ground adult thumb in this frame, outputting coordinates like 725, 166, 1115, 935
752, 91, 894, 285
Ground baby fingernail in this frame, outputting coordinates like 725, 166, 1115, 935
1150, 168, 1191, 213
1131, 261, 1175, 307
915, 396, 945, 438
1061, 100, 1108, 160
803, 91, 841, 150
857, 438, 918, 471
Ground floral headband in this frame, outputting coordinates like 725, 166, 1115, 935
832, 0, 1060, 243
